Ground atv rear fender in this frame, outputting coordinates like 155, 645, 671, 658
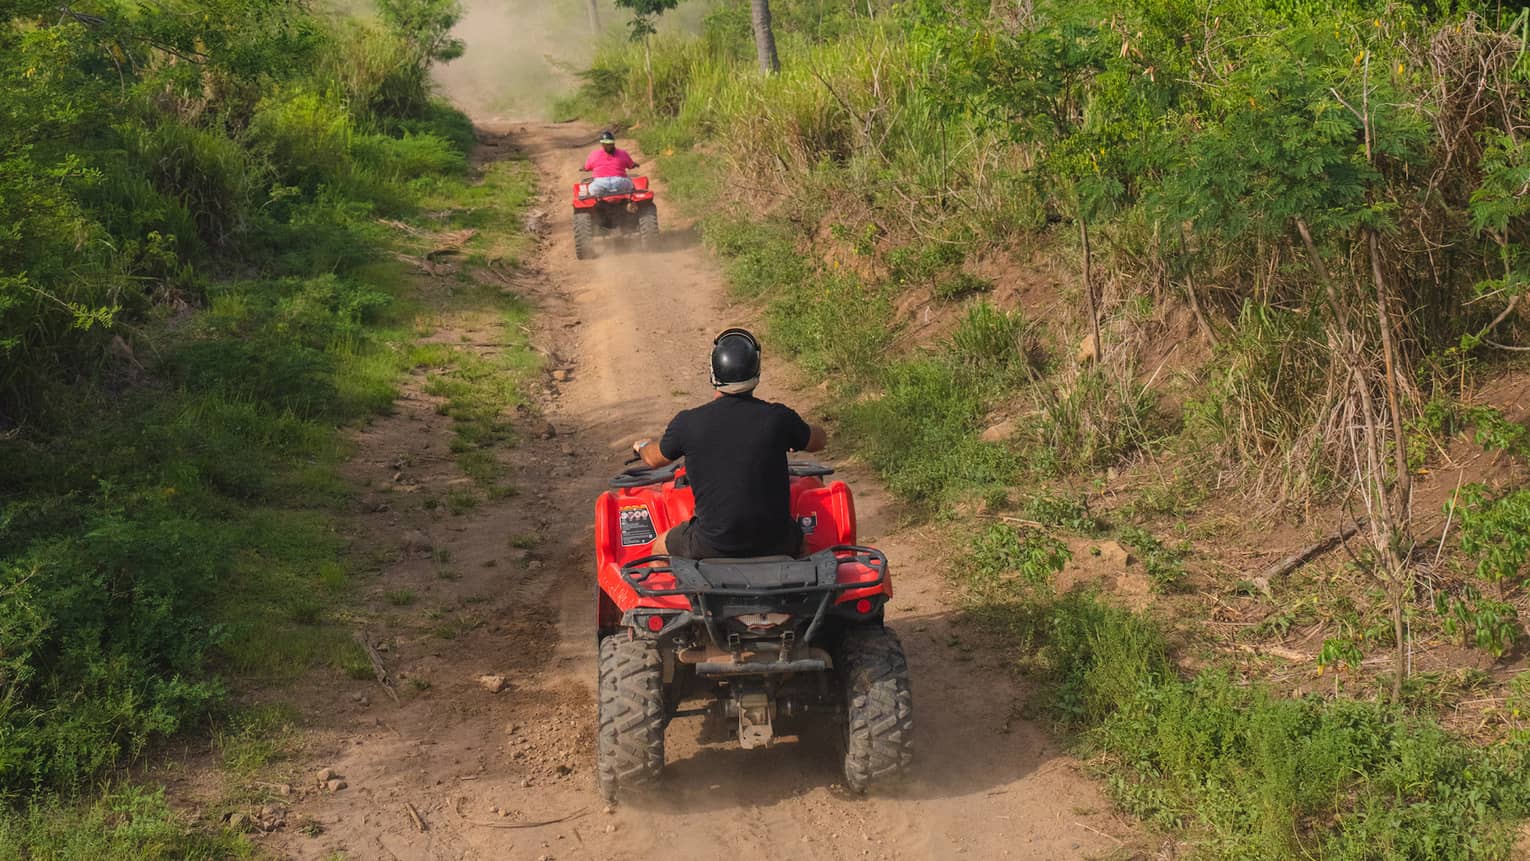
617, 547, 889, 649
594, 469, 883, 631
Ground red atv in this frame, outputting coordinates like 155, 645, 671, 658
593, 458, 913, 801
571, 174, 658, 260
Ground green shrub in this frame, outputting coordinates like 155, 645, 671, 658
1028, 367, 1160, 475
967, 523, 1071, 593
0, 785, 250, 860
123, 121, 265, 249
948, 302, 1034, 378
839, 357, 1021, 506
1117, 526, 1188, 593
246, 89, 356, 193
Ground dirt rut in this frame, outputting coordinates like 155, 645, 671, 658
258, 122, 1142, 861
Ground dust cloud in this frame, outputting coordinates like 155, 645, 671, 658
432, 0, 710, 121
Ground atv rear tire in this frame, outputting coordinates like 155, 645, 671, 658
637, 205, 658, 248
573, 211, 595, 260
839, 627, 913, 792
597, 634, 665, 800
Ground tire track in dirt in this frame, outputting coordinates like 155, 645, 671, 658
254, 121, 1145, 861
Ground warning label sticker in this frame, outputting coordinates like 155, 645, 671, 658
798, 514, 818, 535
619, 504, 657, 547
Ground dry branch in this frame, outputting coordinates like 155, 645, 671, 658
353, 630, 400, 703
1250, 520, 1364, 598
455, 807, 589, 830
404, 802, 429, 833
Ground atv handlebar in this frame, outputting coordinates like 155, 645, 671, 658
610, 461, 681, 488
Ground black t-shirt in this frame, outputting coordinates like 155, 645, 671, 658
659, 394, 812, 557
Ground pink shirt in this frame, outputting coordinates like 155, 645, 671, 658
583, 147, 637, 178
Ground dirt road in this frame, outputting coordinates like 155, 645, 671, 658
259, 122, 1142, 860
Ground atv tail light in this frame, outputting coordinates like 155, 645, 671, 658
645, 614, 665, 633
855, 598, 873, 614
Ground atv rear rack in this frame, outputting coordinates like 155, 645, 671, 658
610, 459, 834, 489
619, 545, 887, 650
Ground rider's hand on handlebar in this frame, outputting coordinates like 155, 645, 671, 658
633, 438, 652, 456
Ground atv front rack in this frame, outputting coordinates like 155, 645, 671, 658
619, 545, 887, 651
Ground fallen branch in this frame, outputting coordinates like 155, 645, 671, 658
1230, 643, 1313, 663
1250, 520, 1364, 598
455, 807, 589, 830
404, 802, 429, 833
353, 630, 400, 703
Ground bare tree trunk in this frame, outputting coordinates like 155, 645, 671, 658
751, 0, 781, 75
585, 0, 601, 36
644, 36, 655, 111
1080, 216, 1102, 364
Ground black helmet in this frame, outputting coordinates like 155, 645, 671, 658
710, 328, 761, 389
598, 130, 616, 144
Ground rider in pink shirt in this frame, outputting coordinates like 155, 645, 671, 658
583, 130, 640, 196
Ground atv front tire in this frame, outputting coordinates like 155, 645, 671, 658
839, 627, 914, 792
597, 634, 665, 800
573, 211, 595, 260
637, 204, 659, 248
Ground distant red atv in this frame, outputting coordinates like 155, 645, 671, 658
571, 174, 658, 260
592, 457, 913, 801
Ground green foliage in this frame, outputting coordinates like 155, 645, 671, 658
1429, 483, 1530, 657
947, 302, 1033, 378
969, 575, 1530, 859
1456, 484, 1530, 586
934, 271, 993, 300
581, 0, 1529, 500
0, 0, 461, 412
377, 0, 465, 63
1464, 406, 1530, 458
968, 524, 1071, 592
839, 358, 1022, 507
1435, 588, 1519, 657
1022, 492, 1106, 534
0, 785, 251, 860
0, 0, 497, 809
1117, 526, 1188, 592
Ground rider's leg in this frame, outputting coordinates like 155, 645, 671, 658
589, 176, 635, 196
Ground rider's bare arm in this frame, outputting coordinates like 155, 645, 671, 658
800, 424, 827, 453
634, 439, 672, 469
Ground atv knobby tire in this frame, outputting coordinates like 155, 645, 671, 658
839, 627, 913, 792
637, 204, 659, 248
573, 211, 595, 260
597, 634, 665, 800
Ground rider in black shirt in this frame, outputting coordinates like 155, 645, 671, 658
631, 328, 827, 559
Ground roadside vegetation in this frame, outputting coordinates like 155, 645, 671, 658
0, 0, 535, 854
577, 0, 1530, 856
